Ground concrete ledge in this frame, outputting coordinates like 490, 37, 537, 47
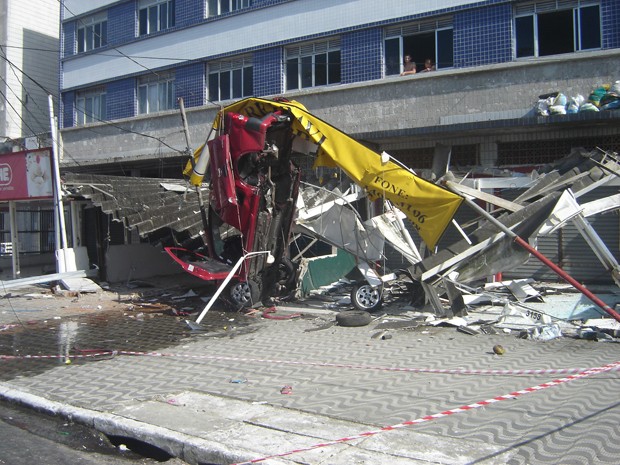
0, 384, 292, 465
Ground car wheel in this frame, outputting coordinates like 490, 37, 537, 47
336, 310, 373, 327
351, 284, 383, 312
229, 280, 260, 307
278, 257, 297, 287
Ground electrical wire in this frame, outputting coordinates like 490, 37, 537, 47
0, 47, 50, 135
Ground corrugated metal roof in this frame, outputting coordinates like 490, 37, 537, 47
63, 173, 208, 242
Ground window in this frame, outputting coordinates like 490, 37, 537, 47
77, 13, 107, 53
138, 73, 175, 114
515, 2, 601, 58
208, 58, 253, 102
76, 88, 107, 125
286, 40, 341, 91
139, 0, 175, 36
208, 0, 251, 17
384, 18, 453, 76
0, 206, 56, 254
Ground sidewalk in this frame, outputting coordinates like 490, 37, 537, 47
1, 280, 620, 464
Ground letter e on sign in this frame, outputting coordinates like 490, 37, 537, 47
0, 164, 12, 185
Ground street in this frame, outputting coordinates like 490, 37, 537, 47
0, 399, 187, 465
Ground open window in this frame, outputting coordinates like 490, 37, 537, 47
515, 2, 601, 58
385, 18, 453, 76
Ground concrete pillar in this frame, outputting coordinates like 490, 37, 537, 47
479, 141, 498, 167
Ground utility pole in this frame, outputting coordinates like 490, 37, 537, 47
48, 94, 74, 272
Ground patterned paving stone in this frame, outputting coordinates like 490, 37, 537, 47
1, 311, 619, 464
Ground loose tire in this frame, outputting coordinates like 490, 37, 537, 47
351, 284, 383, 312
336, 310, 373, 327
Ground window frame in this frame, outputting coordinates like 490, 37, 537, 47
0, 206, 58, 254
207, 58, 253, 102
75, 87, 107, 126
285, 39, 341, 91
207, 0, 252, 17
139, 0, 176, 36
514, 2, 601, 59
76, 13, 108, 53
137, 73, 175, 114
384, 18, 454, 76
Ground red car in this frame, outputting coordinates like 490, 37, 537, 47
166, 107, 300, 307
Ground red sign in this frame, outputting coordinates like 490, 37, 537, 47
0, 149, 53, 201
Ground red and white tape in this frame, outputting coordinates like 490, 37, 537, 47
0, 351, 117, 360
3, 350, 620, 378
3, 349, 619, 462
230, 360, 620, 464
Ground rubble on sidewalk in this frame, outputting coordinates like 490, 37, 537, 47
25, 100, 620, 343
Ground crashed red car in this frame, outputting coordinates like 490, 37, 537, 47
166, 105, 300, 307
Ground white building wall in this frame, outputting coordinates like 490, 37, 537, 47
0, 0, 8, 139
63, 0, 115, 19
2, 0, 58, 139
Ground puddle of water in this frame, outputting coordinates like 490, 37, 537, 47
0, 309, 258, 381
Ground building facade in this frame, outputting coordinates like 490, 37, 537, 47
0, 0, 60, 280
59, 0, 620, 175
57, 0, 620, 283
0, 0, 59, 143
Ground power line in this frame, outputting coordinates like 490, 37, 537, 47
0, 44, 189, 62
0, 85, 40, 138
0, 49, 54, 96
0, 47, 50, 134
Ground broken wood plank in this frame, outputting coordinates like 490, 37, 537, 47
445, 181, 523, 212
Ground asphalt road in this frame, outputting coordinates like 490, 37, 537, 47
0, 399, 188, 465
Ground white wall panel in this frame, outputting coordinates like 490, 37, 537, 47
4, 0, 59, 137
63, 0, 116, 19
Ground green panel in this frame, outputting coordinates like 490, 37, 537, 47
299, 248, 357, 296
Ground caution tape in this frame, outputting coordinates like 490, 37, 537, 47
230, 360, 620, 464
0, 351, 117, 360
3, 350, 620, 378
2, 348, 619, 462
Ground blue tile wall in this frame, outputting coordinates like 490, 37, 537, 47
107, 78, 136, 120
175, 62, 205, 107
602, 0, 620, 49
454, 4, 512, 68
253, 47, 284, 97
108, 1, 137, 46
176, 0, 206, 27
342, 28, 383, 83
62, 21, 76, 58
61, 91, 75, 129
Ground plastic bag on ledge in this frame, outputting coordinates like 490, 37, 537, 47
566, 95, 584, 114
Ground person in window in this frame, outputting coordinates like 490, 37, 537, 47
421, 58, 435, 72
400, 55, 416, 76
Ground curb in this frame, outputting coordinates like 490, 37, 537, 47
0, 383, 292, 465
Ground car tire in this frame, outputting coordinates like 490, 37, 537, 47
351, 284, 383, 312
336, 310, 373, 327
229, 280, 260, 307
